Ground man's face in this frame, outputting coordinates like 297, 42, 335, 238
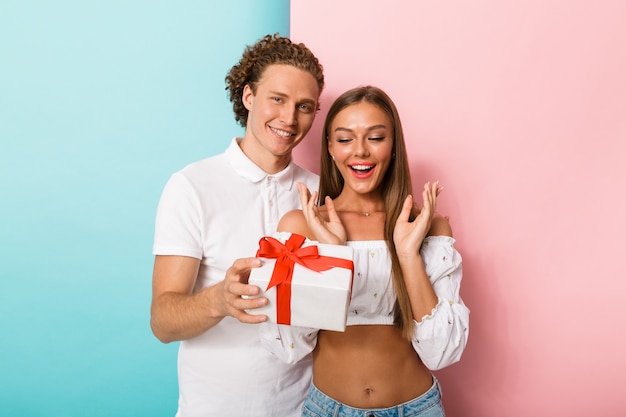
241, 64, 320, 169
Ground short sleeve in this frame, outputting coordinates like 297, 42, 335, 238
152, 172, 204, 259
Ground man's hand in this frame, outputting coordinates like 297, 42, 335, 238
215, 257, 268, 323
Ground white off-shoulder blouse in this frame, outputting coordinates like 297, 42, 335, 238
259, 235, 470, 371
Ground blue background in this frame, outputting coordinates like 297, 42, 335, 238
0, 1, 289, 415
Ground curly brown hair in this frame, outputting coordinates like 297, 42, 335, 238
225, 33, 325, 127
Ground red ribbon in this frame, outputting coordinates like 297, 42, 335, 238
256, 233, 354, 325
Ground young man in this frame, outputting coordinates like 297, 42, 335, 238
150, 34, 324, 417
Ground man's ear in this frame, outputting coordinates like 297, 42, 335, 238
242, 84, 254, 111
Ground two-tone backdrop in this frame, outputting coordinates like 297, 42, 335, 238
1, 1, 625, 416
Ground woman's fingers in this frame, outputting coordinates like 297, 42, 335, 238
325, 196, 340, 223
297, 182, 319, 225
398, 194, 414, 223
422, 180, 442, 217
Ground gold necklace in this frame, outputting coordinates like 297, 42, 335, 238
337, 210, 381, 217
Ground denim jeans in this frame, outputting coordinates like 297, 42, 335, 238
301, 377, 446, 417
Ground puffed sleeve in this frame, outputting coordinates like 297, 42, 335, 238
259, 323, 319, 364
412, 236, 470, 370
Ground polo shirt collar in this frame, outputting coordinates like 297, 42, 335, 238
226, 137, 296, 191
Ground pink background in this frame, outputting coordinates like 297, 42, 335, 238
291, 1, 626, 415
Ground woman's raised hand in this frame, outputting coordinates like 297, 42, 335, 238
393, 181, 442, 258
297, 183, 347, 245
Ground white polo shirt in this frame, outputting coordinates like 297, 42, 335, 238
153, 137, 319, 417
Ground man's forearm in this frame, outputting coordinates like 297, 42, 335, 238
150, 286, 224, 343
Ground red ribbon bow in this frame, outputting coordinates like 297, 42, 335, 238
256, 233, 354, 325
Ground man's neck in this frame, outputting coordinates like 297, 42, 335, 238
238, 137, 291, 174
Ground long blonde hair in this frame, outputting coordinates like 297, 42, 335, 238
319, 86, 417, 339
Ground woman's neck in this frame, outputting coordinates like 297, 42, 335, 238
332, 192, 385, 216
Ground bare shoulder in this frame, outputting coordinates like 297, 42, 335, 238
427, 213, 453, 237
277, 209, 313, 239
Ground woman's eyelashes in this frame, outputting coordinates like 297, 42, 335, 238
334, 135, 386, 143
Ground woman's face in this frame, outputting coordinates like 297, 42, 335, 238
327, 101, 394, 196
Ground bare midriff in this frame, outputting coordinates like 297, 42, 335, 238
312, 324, 433, 408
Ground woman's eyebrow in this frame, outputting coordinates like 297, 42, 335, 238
334, 124, 388, 133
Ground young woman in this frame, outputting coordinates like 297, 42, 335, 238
259, 86, 469, 416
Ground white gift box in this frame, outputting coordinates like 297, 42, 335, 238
248, 233, 354, 332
